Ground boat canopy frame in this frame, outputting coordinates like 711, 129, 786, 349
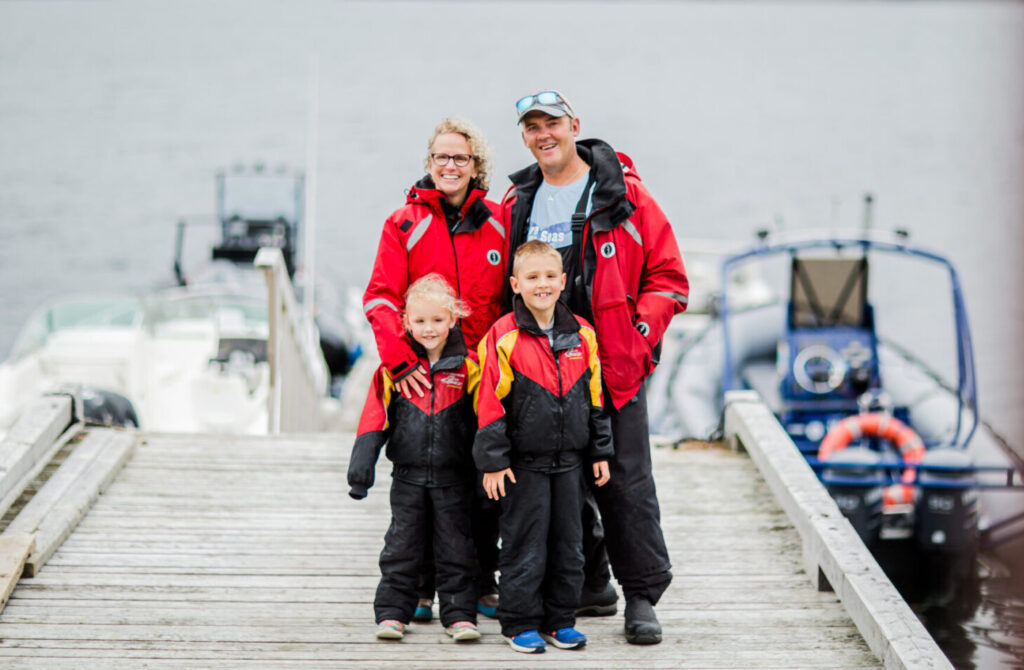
718, 235, 978, 451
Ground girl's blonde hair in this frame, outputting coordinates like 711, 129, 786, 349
425, 116, 493, 191
403, 273, 469, 323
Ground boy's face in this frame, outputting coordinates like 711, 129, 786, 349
510, 253, 566, 318
404, 297, 456, 359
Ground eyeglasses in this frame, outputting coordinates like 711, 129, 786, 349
431, 153, 474, 167
515, 90, 574, 117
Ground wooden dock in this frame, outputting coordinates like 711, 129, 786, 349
0, 428, 881, 669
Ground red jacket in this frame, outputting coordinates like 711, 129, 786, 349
364, 177, 509, 381
473, 298, 613, 474
502, 140, 689, 409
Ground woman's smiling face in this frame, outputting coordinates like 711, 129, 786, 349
428, 132, 477, 208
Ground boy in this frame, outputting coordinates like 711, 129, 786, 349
473, 240, 613, 653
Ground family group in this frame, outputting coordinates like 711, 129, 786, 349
347, 90, 689, 654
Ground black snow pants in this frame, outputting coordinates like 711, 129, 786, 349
374, 478, 478, 626
417, 482, 500, 600
497, 467, 585, 637
584, 389, 673, 604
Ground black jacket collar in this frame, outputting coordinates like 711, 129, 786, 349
507, 138, 635, 233
407, 324, 469, 372
409, 176, 492, 233
511, 295, 581, 352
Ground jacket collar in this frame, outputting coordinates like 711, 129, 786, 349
407, 324, 469, 373
407, 176, 492, 233
511, 296, 581, 352
507, 138, 635, 232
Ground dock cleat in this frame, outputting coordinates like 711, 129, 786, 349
540, 626, 587, 649
505, 629, 546, 653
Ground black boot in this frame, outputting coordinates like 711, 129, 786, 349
576, 582, 618, 616
624, 596, 662, 645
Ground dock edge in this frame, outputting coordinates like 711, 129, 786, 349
723, 389, 953, 670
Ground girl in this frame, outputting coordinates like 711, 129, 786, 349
348, 274, 482, 642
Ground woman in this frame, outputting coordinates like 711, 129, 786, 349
362, 117, 507, 619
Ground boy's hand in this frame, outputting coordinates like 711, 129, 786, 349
396, 366, 431, 398
593, 461, 610, 487
482, 468, 516, 500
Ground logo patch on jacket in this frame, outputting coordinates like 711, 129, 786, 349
438, 372, 466, 388
563, 346, 584, 359
487, 249, 501, 265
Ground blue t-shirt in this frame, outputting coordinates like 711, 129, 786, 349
527, 171, 594, 251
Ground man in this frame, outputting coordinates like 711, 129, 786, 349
500, 90, 689, 645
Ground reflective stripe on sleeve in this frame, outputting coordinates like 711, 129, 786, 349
655, 291, 689, 305
621, 219, 643, 247
406, 214, 433, 251
364, 298, 399, 314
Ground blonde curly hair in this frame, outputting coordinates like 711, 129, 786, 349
425, 116, 493, 191
403, 273, 470, 323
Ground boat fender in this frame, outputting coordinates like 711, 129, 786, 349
819, 413, 925, 506
81, 388, 140, 428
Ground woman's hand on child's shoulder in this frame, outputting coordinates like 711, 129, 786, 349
396, 366, 431, 398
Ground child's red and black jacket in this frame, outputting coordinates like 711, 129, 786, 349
348, 327, 480, 500
473, 297, 614, 474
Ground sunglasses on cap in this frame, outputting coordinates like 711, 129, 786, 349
515, 90, 575, 121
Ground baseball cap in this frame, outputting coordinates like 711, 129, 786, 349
515, 90, 576, 124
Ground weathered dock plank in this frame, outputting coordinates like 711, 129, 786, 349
6, 428, 136, 576
0, 533, 33, 614
0, 431, 880, 669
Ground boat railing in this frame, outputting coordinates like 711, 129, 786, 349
254, 247, 329, 433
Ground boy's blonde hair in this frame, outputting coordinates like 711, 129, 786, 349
403, 273, 469, 323
512, 240, 563, 276
425, 116, 493, 191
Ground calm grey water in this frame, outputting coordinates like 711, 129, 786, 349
2, 1, 1023, 666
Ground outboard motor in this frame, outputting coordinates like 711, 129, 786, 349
915, 448, 978, 554
821, 446, 884, 547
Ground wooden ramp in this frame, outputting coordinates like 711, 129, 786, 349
0, 431, 879, 669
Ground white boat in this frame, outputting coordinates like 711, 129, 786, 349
0, 168, 358, 437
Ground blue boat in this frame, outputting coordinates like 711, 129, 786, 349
650, 229, 1024, 599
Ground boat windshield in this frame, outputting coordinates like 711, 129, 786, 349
144, 292, 267, 337
9, 297, 143, 360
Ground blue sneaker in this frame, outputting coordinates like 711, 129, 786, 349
505, 629, 546, 653
540, 626, 587, 649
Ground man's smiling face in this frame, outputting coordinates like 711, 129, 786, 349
520, 112, 580, 175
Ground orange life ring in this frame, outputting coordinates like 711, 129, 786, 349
818, 413, 926, 505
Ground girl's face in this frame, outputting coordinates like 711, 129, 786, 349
404, 296, 456, 360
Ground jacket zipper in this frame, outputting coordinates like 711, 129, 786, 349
447, 216, 463, 326
427, 366, 435, 486
554, 344, 564, 465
